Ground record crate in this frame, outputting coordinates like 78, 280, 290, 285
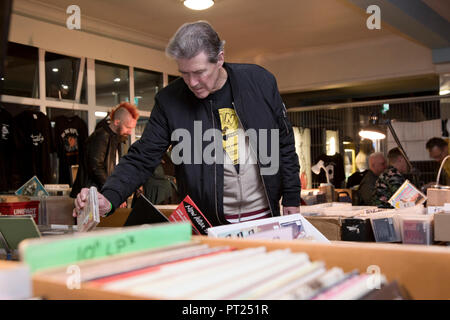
0, 200, 40, 224
29, 235, 450, 300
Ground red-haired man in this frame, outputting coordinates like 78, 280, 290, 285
70, 102, 139, 199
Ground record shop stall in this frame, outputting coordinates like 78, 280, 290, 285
283, 94, 450, 246
2, 222, 449, 300
0, 40, 170, 227
1, 43, 450, 300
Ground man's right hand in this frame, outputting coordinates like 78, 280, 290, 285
73, 187, 113, 218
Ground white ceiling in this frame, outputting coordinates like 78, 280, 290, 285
23, 0, 400, 61
12, 0, 449, 98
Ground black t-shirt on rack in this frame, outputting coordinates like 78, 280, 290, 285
0, 107, 14, 191
13, 110, 54, 185
53, 115, 88, 185
208, 78, 240, 173
315, 153, 346, 188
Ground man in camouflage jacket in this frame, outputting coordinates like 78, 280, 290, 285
372, 148, 409, 208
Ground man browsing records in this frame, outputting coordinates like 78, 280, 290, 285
73, 21, 301, 225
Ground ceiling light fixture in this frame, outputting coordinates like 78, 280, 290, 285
52, 68, 59, 72
183, 0, 214, 10
359, 114, 386, 140
113, 78, 121, 82
359, 113, 413, 172
359, 129, 386, 140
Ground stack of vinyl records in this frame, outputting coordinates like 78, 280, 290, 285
34, 240, 409, 300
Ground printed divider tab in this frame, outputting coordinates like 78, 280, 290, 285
19, 222, 192, 273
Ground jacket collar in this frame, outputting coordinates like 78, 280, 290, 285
179, 62, 243, 115
223, 63, 243, 114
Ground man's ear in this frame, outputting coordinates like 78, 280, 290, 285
217, 51, 224, 67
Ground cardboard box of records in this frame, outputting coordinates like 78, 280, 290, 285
427, 188, 450, 207
18, 222, 450, 300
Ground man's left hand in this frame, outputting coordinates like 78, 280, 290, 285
283, 206, 300, 215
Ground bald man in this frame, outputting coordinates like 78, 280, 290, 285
358, 152, 387, 205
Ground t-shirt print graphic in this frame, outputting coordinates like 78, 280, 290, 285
61, 128, 79, 155
218, 107, 239, 165
30, 133, 44, 146
1, 123, 9, 141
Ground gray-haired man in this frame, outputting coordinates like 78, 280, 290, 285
358, 152, 387, 205
74, 21, 301, 226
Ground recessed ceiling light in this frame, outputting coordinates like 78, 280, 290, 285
113, 78, 121, 82
183, 0, 214, 10
0, 77, 4, 81
61, 84, 69, 89
52, 68, 59, 72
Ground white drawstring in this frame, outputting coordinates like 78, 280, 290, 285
436, 155, 450, 186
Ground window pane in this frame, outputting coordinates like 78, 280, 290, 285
80, 64, 88, 104
95, 60, 129, 107
135, 116, 149, 140
46, 107, 88, 129
134, 68, 162, 112
0, 102, 39, 117
95, 110, 109, 128
46, 52, 84, 101
2, 42, 39, 98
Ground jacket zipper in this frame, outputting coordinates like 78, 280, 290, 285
281, 102, 289, 134
209, 100, 222, 224
237, 173, 243, 223
232, 102, 274, 217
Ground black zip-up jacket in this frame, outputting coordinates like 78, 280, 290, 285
102, 63, 301, 226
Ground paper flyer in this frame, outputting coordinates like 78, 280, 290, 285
388, 179, 427, 209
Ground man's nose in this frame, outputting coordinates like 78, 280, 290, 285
186, 74, 198, 87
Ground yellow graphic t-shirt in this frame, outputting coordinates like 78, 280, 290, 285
218, 108, 239, 165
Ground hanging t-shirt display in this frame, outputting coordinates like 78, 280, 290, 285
0, 107, 14, 191
53, 115, 88, 185
14, 110, 54, 185
314, 153, 346, 188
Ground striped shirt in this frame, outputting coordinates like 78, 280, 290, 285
225, 207, 271, 224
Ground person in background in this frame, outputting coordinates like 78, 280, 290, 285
347, 139, 375, 189
426, 137, 450, 185
358, 152, 387, 205
132, 152, 179, 206
70, 102, 139, 201
372, 148, 409, 208
355, 139, 374, 172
